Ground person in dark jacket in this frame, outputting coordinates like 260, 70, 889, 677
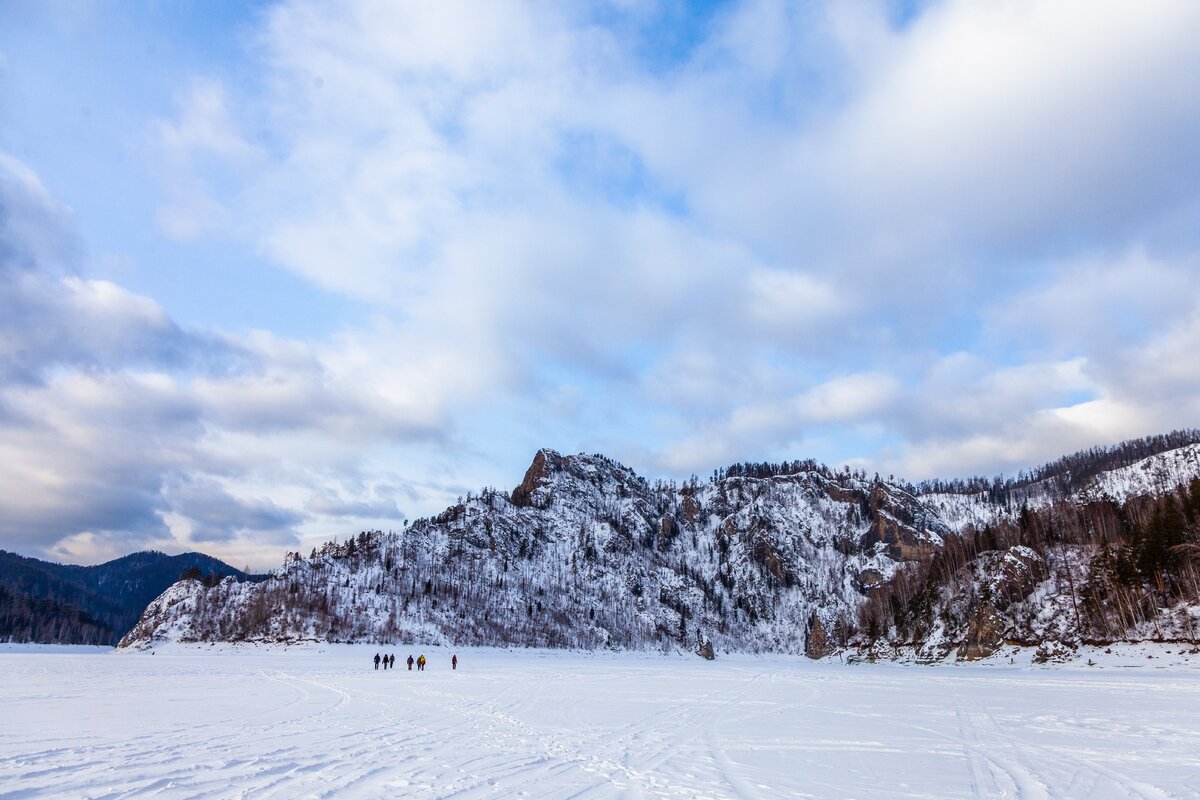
407, 655, 414, 671
389, 654, 396, 669
374, 653, 381, 670
452, 654, 458, 670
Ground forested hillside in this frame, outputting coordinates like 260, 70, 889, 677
0, 550, 255, 645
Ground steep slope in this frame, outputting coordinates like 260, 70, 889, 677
121, 440, 1200, 661
861, 446, 1200, 661
0, 550, 254, 645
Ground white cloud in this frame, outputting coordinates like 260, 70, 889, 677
6, 1, 1200, 567
985, 249, 1198, 355
129, 0, 1200, 487
796, 372, 900, 424
655, 370, 901, 472
154, 188, 229, 242
744, 268, 842, 333
152, 78, 259, 241
0, 152, 456, 567
156, 78, 258, 162
0, 152, 77, 272
805, 0, 1200, 263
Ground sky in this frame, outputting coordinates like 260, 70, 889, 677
1, 0, 1199, 571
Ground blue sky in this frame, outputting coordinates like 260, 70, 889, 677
2, 0, 1199, 569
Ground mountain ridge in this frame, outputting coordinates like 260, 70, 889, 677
121, 432, 1200, 661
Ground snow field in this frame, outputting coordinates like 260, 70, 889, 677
1, 644, 1198, 799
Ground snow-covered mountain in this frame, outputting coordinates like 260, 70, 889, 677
121, 437, 1200, 661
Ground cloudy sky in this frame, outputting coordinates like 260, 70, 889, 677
1, 0, 1199, 570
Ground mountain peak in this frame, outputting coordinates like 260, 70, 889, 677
511, 448, 566, 507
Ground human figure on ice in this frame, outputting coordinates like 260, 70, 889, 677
389, 654, 395, 669
418, 654, 426, 671
374, 653, 381, 670
407, 655, 414, 670
452, 654, 457, 670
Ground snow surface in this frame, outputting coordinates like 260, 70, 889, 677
2, 644, 1199, 799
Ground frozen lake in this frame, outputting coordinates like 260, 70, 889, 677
1, 644, 1198, 799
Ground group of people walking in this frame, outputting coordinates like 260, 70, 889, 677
374, 652, 457, 671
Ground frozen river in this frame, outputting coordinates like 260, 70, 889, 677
1, 644, 1198, 799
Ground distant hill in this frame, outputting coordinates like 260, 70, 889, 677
0, 550, 256, 645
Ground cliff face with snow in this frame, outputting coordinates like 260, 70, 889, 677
121, 441, 1200, 661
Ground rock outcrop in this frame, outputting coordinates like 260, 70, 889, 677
859, 483, 946, 561
980, 546, 1047, 610
957, 603, 1006, 661
511, 449, 563, 508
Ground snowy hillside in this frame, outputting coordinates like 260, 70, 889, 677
1081, 443, 1200, 503
920, 442, 1200, 533
122, 450, 948, 655
122, 439, 1200, 661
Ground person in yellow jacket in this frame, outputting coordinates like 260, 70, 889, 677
417, 654, 426, 671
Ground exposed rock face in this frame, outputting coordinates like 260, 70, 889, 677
979, 546, 1047, 610
854, 568, 884, 592
659, 515, 677, 547
751, 534, 788, 583
679, 495, 702, 526
859, 485, 946, 561
511, 449, 563, 508
696, 636, 715, 660
805, 612, 834, 659
957, 603, 1006, 661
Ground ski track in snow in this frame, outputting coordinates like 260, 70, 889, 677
1, 646, 1199, 799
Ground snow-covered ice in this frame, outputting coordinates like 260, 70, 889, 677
2, 644, 1198, 799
